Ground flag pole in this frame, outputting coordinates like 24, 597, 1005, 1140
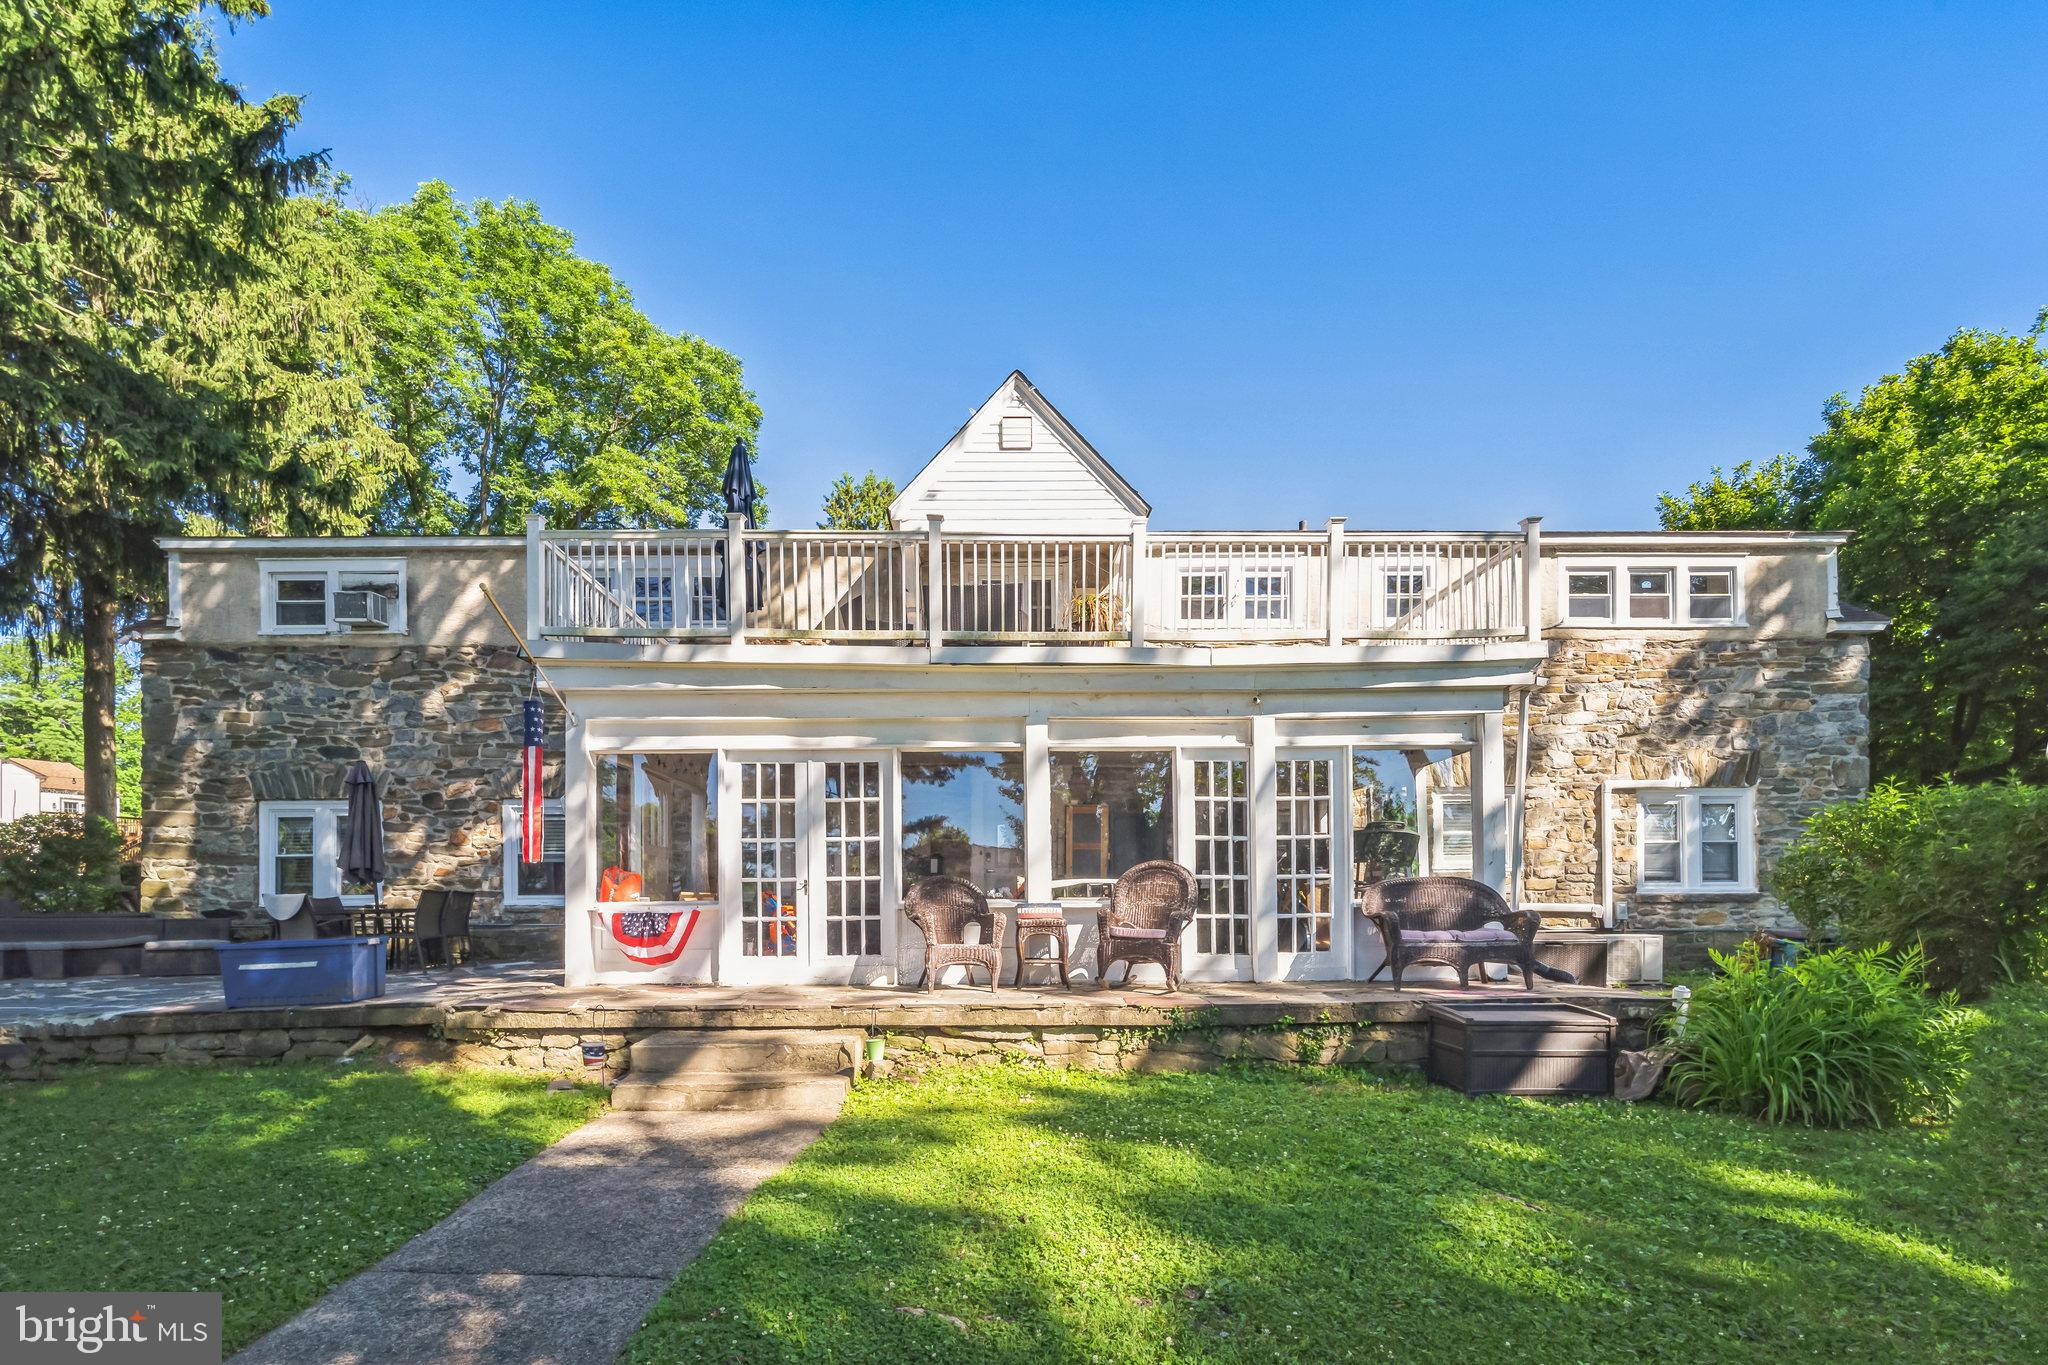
477, 581, 577, 723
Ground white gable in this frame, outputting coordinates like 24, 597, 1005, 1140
890, 373, 1150, 533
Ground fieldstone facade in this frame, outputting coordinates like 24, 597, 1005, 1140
1514, 633, 1872, 938
138, 642, 562, 942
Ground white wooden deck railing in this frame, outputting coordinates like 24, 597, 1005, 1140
534, 518, 1540, 647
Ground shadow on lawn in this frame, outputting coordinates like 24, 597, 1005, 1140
0, 1062, 603, 1353
628, 993, 2047, 1364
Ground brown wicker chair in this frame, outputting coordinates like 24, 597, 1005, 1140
904, 876, 1006, 993
1096, 860, 1197, 992
1358, 875, 1541, 988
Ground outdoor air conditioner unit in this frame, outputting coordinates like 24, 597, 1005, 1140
332, 587, 392, 628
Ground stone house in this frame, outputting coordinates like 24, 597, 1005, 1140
137, 372, 1882, 981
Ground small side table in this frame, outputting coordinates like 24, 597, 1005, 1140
1013, 903, 1072, 988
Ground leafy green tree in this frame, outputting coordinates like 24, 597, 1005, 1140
0, 640, 141, 816
1657, 455, 1810, 531
356, 182, 761, 533
0, 0, 320, 821
1660, 318, 2048, 784
819, 471, 897, 529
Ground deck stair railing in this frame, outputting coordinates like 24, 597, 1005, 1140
1342, 533, 1527, 640
533, 517, 1540, 647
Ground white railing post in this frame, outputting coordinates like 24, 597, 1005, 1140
925, 514, 946, 656
1520, 515, 1543, 643
1324, 517, 1347, 646
525, 513, 545, 639
1128, 519, 1148, 648
726, 513, 748, 645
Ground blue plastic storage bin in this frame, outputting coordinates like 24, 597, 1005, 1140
215, 936, 387, 1008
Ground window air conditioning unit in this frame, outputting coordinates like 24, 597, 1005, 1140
332, 587, 391, 628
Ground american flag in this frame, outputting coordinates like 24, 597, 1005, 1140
607, 908, 702, 966
520, 698, 546, 864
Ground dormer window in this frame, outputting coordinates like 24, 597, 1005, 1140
999, 416, 1033, 450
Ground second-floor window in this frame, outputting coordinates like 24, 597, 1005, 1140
261, 560, 407, 635
1562, 560, 1743, 626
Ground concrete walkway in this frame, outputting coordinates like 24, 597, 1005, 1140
233, 1099, 843, 1365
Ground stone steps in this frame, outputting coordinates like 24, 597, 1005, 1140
610, 1028, 861, 1113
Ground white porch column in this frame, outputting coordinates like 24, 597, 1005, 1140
1520, 515, 1543, 644
1325, 517, 1347, 646
561, 712, 596, 986
726, 513, 748, 645
925, 514, 946, 658
1023, 712, 1051, 902
1248, 713, 1279, 982
1474, 710, 1508, 891
1127, 519, 1148, 648
524, 513, 545, 642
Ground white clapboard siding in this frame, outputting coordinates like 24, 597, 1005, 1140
892, 375, 1146, 534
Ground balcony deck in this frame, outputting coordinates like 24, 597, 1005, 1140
531, 519, 1544, 650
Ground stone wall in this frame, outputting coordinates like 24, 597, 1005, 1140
139, 642, 561, 931
1516, 633, 1871, 936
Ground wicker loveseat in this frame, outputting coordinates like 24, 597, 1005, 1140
1358, 875, 1541, 989
1095, 860, 1198, 992
904, 875, 1006, 992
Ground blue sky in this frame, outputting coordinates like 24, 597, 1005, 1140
218, 2, 2048, 532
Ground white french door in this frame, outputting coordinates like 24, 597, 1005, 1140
1175, 751, 1253, 981
721, 755, 893, 984
1272, 750, 1347, 979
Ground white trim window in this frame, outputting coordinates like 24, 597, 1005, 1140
1561, 559, 1743, 626
502, 799, 566, 906
1428, 788, 1473, 875
260, 558, 407, 635
258, 801, 376, 905
1382, 566, 1428, 625
1241, 568, 1292, 621
1178, 570, 1229, 622
1635, 788, 1755, 893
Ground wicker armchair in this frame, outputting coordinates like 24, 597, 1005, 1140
1096, 860, 1197, 992
1358, 875, 1541, 989
904, 876, 1006, 993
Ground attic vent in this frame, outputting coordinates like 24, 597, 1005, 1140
999, 415, 1033, 450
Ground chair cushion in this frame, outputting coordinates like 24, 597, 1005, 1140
1107, 926, 1169, 941
1401, 928, 1518, 945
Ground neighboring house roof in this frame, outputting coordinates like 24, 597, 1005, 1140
3, 758, 85, 793
890, 371, 1152, 530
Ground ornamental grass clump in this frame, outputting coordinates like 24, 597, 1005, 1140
1665, 942, 1977, 1127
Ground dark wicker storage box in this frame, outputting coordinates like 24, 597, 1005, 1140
1425, 1002, 1616, 1096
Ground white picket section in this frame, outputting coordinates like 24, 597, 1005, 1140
1342, 534, 1524, 640
938, 536, 1130, 641
742, 531, 924, 640
1142, 534, 1328, 641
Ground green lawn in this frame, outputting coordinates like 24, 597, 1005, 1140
0, 1063, 605, 1352
626, 985, 2047, 1364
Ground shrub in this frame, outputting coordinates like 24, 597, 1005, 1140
1774, 781, 2048, 998
0, 813, 125, 914
1665, 942, 1977, 1126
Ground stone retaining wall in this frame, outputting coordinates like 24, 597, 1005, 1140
3, 1012, 1657, 1083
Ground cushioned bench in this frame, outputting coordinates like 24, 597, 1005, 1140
141, 939, 223, 977
0, 913, 232, 979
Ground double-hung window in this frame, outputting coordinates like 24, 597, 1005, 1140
502, 799, 566, 906
1635, 788, 1754, 893
1562, 560, 1742, 626
1241, 569, 1292, 621
258, 801, 377, 905
261, 559, 407, 635
1178, 571, 1228, 622
1383, 567, 1428, 625
1428, 788, 1474, 875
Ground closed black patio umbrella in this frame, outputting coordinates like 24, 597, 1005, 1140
722, 437, 759, 527
340, 761, 387, 918
721, 438, 764, 613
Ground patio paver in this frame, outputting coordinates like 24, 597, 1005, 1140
232, 1099, 842, 1365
